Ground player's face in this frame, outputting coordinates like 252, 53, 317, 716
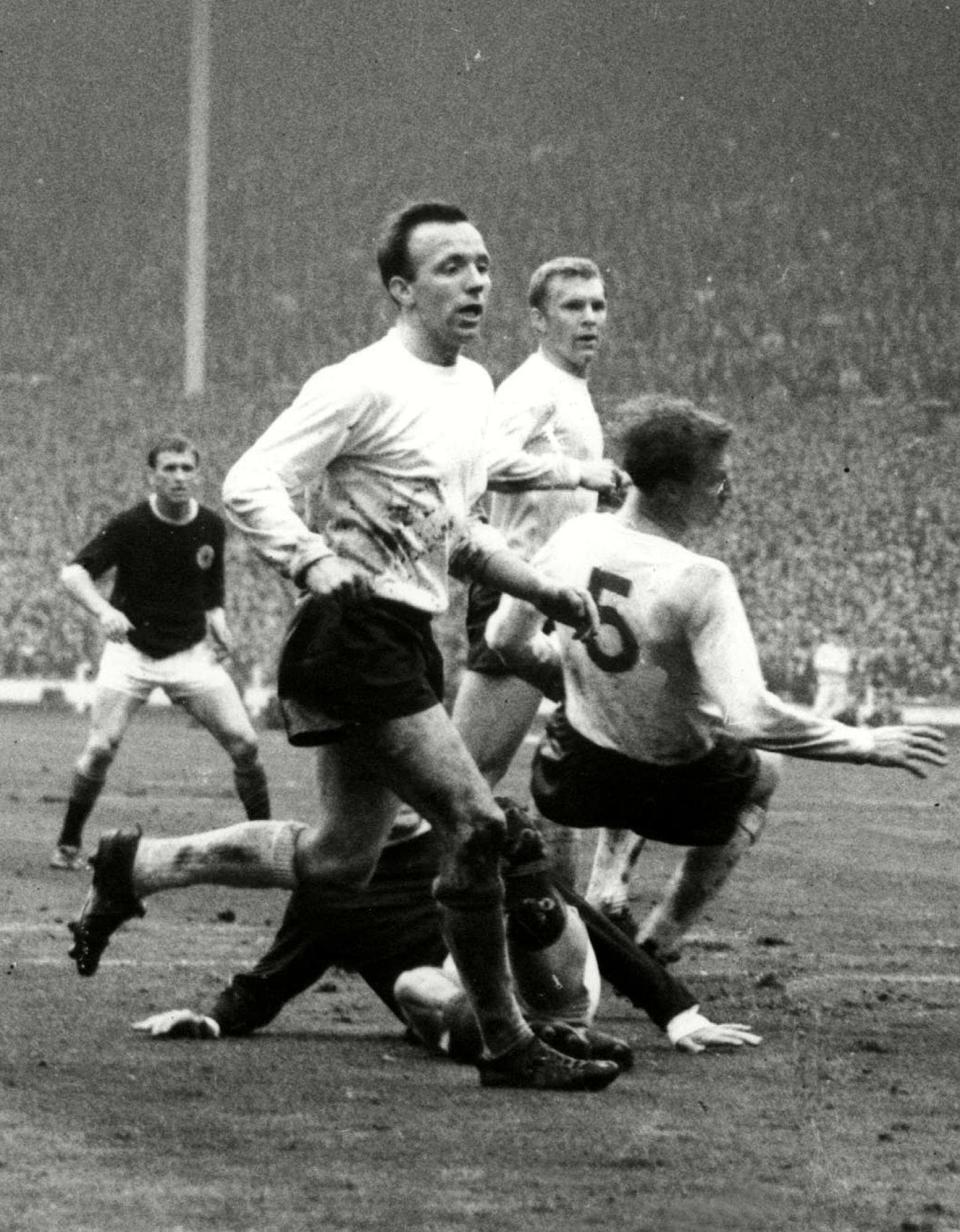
533, 275, 607, 377
684, 448, 732, 528
394, 221, 491, 364
149, 451, 199, 514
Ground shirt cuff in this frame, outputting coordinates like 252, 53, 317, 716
291, 541, 336, 587
666, 1005, 708, 1045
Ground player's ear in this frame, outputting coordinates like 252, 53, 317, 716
389, 274, 415, 308
529, 305, 546, 337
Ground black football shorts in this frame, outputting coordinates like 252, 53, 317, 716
531, 706, 761, 846
277, 594, 445, 746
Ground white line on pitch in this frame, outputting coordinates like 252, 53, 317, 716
9, 957, 240, 968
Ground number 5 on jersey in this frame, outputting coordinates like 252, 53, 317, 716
586, 567, 639, 672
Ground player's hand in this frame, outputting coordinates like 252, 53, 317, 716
866, 725, 947, 778
302, 556, 374, 606
673, 1020, 762, 1054
208, 634, 233, 663
534, 584, 600, 642
99, 606, 134, 642
578, 459, 630, 495
206, 611, 234, 659
132, 1009, 221, 1039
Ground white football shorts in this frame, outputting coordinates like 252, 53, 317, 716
96, 638, 233, 702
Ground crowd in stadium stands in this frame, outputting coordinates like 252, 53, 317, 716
2, 120, 959, 701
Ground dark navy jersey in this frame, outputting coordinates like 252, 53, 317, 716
73, 500, 226, 658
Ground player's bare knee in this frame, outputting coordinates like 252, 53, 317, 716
435, 794, 508, 858
432, 818, 505, 911
229, 737, 261, 767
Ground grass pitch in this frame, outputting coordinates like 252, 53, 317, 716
2, 707, 959, 1232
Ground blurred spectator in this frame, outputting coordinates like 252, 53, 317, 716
2, 81, 960, 698
812, 627, 855, 720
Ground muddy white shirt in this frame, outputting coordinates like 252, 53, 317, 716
486, 350, 603, 561
222, 330, 583, 614
487, 511, 876, 765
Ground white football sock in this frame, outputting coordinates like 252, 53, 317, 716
585, 829, 645, 911
133, 821, 306, 896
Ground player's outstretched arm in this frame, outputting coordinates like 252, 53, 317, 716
864, 725, 947, 778
132, 1009, 221, 1040
667, 1007, 762, 1054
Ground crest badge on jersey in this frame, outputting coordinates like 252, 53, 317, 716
196, 544, 215, 570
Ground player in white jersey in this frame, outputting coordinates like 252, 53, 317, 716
486, 397, 946, 961
450, 257, 614, 881
454, 259, 608, 775
67, 203, 628, 1092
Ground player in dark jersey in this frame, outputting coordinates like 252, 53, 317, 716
131, 803, 760, 1058
51, 434, 270, 869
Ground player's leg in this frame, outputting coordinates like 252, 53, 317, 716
452, 652, 580, 887
636, 750, 781, 961
209, 894, 338, 1035
81, 734, 393, 909
454, 580, 583, 889
583, 827, 647, 935
178, 672, 271, 819
67, 736, 393, 976
556, 878, 696, 1029
452, 670, 544, 786
361, 704, 527, 1057
360, 705, 618, 1089
53, 683, 145, 868
394, 961, 482, 1059
497, 802, 632, 1069
397, 897, 630, 1068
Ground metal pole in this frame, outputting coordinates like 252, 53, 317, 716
184, 0, 211, 398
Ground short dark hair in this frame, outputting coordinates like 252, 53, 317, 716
148, 433, 200, 469
528, 257, 603, 310
618, 396, 732, 491
376, 201, 471, 289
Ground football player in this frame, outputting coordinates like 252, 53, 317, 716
69, 203, 629, 1092
485, 397, 947, 962
52, 434, 270, 870
133, 803, 760, 1060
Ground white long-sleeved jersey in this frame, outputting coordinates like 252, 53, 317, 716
222, 330, 584, 615
487, 511, 876, 766
486, 350, 603, 561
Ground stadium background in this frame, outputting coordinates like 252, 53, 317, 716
2, 0, 959, 704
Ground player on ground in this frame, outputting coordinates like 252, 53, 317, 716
68, 202, 629, 1091
51, 434, 270, 870
485, 397, 947, 962
450, 256, 613, 882
131, 803, 760, 1059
